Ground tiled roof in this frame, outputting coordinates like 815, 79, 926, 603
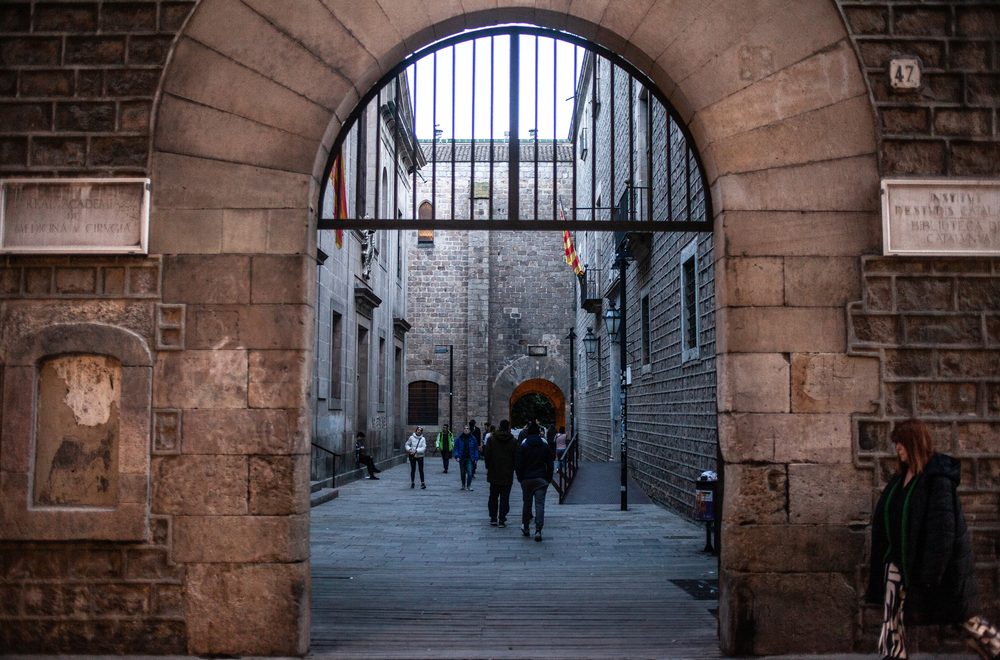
419, 140, 574, 162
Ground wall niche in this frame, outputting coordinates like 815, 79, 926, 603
1, 323, 152, 541
34, 354, 122, 507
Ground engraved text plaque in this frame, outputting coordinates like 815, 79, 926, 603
881, 178, 999, 256
0, 178, 150, 254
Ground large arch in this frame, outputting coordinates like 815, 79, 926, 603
151, 1, 879, 655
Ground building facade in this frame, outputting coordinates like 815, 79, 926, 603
312, 74, 421, 483
0, 1, 997, 656
405, 141, 576, 440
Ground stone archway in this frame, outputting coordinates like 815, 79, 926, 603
509, 378, 566, 430
151, 1, 878, 655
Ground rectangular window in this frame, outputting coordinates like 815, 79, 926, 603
680, 239, 700, 362
396, 229, 403, 283
417, 229, 434, 245
329, 311, 342, 406
641, 293, 651, 366
378, 336, 386, 409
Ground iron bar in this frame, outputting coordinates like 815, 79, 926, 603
489, 36, 495, 220
628, 75, 634, 221
508, 34, 519, 221
374, 87, 381, 220
552, 37, 557, 222
590, 53, 596, 222
354, 107, 366, 220
685, 145, 692, 222
666, 113, 673, 220
609, 62, 615, 223
431, 51, 437, 221
393, 74, 400, 221
451, 44, 456, 221
646, 93, 653, 222
533, 35, 539, 222
571, 45, 577, 221
411, 63, 417, 220
471, 39, 476, 218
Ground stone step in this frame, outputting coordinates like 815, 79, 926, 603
310, 478, 333, 493
310, 487, 338, 508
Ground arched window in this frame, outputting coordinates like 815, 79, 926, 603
407, 380, 439, 425
417, 201, 433, 244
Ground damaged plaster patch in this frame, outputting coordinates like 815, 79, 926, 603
54, 355, 120, 426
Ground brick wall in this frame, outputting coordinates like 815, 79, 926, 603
839, 1, 999, 177
0, 1, 195, 175
849, 257, 1000, 632
837, 0, 1000, 645
573, 54, 717, 517
407, 153, 575, 434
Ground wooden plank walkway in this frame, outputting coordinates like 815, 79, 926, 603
310, 461, 722, 658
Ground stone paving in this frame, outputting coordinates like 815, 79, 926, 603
310, 460, 721, 658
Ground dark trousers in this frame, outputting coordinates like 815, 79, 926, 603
488, 482, 512, 523
520, 478, 549, 530
458, 457, 474, 488
360, 455, 378, 478
441, 450, 451, 472
409, 455, 425, 485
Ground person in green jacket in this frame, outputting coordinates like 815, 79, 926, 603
435, 424, 454, 474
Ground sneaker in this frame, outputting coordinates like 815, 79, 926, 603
490, 520, 498, 526
535, 529, 542, 542
521, 526, 530, 537
499, 521, 507, 528
467, 486, 473, 491
410, 483, 415, 489
461, 485, 466, 491
421, 483, 426, 489
368, 476, 379, 480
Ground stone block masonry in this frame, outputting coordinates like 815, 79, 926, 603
849, 256, 1000, 635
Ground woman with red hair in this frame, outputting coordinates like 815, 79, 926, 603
867, 419, 999, 659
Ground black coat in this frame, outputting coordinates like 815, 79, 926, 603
484, 431, 516, 485
514, 434, 554, 483
867, 453, 979, 625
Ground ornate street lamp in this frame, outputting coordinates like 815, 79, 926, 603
583, 328, 598, 356
603, 304, 621, 338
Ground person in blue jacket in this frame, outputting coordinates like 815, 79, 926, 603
514, 421, 554, 542
453, 424, 479, 491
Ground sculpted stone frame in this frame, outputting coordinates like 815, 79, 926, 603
0, 323, 153, 541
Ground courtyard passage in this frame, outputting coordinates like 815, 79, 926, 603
310, 460, 721, 658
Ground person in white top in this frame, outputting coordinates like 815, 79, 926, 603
405, 426, 428, 489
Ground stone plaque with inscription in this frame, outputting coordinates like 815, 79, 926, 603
881, 178, 1000, 256
0, 178, 149, 254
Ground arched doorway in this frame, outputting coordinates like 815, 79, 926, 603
509, 378, 566, 430
148, 1, 879, 655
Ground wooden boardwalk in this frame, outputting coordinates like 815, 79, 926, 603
310, 460, 722, 659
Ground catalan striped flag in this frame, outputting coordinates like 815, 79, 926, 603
330, 153, 348, 249
560, 200, 584, 276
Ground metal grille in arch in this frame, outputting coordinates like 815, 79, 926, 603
319, 26, 711, 233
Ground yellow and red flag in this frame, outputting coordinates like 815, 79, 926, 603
560, 200, 584, 276
330, 153, 348, 248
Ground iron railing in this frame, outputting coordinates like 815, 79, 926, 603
555, 433, 581, 504
310, 443, 341, 488
580, 267, 602, 312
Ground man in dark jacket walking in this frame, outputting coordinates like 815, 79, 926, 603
484, 419, 517, 528
514, 421, 554, 542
